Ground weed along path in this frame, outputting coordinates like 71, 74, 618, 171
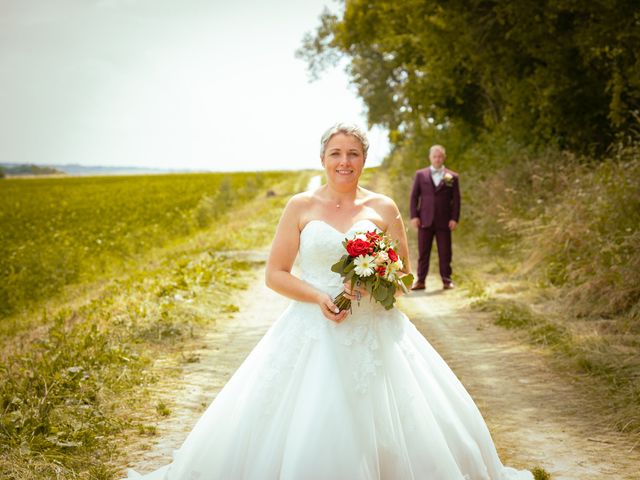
122, 261, 639, 479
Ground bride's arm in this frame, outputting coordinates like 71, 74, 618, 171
378, 196, 413, 297
265, 195, 348, 323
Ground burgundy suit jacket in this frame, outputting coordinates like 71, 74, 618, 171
410, 167, 461, 229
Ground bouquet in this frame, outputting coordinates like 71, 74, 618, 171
331, 229, 414, 311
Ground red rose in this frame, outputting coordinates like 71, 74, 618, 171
376, 265, 386, 277
346, 238, 372, 257
388, 248, 398, 262
365, 230, 380, 242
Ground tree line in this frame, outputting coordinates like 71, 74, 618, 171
298, 0, 640, 155
0, 164, 63, 177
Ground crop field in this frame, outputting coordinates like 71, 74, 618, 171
0, 171, 290, 319
0, 170, 312, 479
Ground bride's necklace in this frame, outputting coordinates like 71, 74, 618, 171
329, 187, 359, 209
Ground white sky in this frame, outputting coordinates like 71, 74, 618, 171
0, 0, 389, 172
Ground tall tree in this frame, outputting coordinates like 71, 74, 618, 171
299, 0, 640, 154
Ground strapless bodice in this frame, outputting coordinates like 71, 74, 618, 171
298, 219, 380, 296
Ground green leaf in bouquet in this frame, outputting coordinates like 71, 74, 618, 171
383, 282, 393, 299
331, 254, 350, 274
382, 296, 396, 310
372, 285, 384, 302
364, 279, 374, 295
400, 273, 414, 293
373, 282, 391, 303
345, 270, 355, 284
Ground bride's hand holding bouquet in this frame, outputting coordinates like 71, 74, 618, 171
332, 229, 413, 312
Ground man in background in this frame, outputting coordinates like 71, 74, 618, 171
409, 145, 461, 290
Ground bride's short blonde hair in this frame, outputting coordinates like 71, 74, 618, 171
320, 122, 369, 159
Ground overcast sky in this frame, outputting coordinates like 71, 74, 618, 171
0, 0, 389, 172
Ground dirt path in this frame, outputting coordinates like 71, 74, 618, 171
401, 287, 640, 480
122, 263, 639, 479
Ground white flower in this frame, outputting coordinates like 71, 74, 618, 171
354, 254, 375, 277
374, 251, 389, 265
443, 173, 454, 186
383, 259, 404, 282
384, 260, 397, 278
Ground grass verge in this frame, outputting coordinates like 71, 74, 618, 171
470, 293, 640, 443
0, 171, 313, 479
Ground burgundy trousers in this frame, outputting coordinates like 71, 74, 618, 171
417, 226, 452, 284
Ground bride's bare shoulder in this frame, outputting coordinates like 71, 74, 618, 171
361, 188, 399, 212
286, 190, 317, 210
280, 190, 319, 230
360, 189, 402, 229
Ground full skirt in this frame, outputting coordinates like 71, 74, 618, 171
127, 299, 532, 480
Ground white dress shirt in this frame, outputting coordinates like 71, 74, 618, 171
430, 166, 445, 187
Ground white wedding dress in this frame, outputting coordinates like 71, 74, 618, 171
127, 219, 533, 480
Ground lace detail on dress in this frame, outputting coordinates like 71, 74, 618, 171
337, 312, 382, 393
298, 219, 397, 395
254, 303, 323, 416
340, 314, 404, 396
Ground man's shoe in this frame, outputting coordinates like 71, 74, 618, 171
411, 281, 426, 291
443, 281, 455, 290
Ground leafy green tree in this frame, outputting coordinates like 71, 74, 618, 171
299, 0, 640, 154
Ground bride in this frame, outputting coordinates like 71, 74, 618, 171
126, 123, 533, 479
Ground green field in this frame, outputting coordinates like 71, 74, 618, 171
0, 170, 312, 479
0, 172, 290, 318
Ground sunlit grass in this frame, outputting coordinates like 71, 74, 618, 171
0, 170, 313, 479
0, 171, 290, 318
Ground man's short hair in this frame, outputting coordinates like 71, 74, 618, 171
429, 145, 446, 157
